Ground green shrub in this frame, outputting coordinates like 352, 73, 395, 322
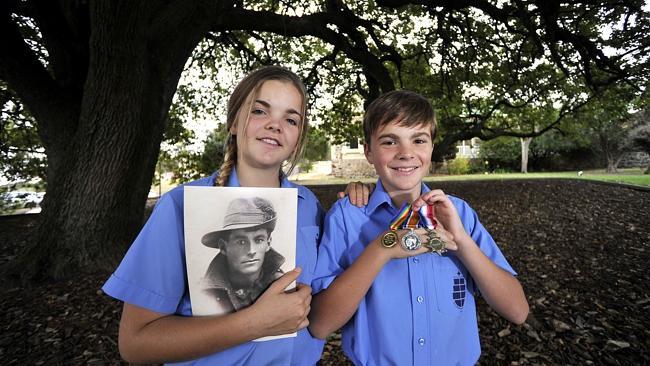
468, 158, 488, 173
447, 157, 471, 175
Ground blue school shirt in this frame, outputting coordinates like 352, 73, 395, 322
312, 180, 516, 366
102, 169, 325, 365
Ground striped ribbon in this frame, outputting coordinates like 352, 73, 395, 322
389, 203, 438, 230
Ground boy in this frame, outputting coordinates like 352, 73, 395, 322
309, 90, 528, 365
200, 197, 284, 313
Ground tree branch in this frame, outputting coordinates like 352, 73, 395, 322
211, 8, 396, 94
0, 1, 79, 150
29, 0, 89, 91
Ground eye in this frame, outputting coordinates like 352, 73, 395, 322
251, 108, 266, 115
380, 139, 396, 146
414, 138, 429, 144
236, 239, 247, 246
255, 237, 267, 244
286, 118, 298, 126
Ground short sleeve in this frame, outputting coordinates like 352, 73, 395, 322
102, 193, 188, 313
454, 197, 517, 276
311, 205, 348, 294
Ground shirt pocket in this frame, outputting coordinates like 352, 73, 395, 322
297, 225, 320, 283
433, 257, 471, 314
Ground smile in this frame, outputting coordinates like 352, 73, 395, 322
392, 167, 418, 172
242, 259, 260, 264
258, 137, 281, 146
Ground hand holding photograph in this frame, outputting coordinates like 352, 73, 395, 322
184, 186, 297, 339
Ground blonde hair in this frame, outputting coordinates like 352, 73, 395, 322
216, 66, 309, 186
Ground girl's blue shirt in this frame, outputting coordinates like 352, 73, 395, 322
103, 169, 325, 365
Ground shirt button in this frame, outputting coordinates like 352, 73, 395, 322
417, 296, 424, 303
418, 338, 426, 346
413, 258, 419, 263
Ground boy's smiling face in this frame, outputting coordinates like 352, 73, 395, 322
365, 120, 433, 203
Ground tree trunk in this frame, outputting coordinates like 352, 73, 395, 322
7, 2, 210, 281
606, 154, 619, 174
520, 137, 532, 173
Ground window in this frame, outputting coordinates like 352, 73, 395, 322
349, 138, 359, 149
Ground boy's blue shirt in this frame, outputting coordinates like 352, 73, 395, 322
312, 179, 516, 366
102, 168, 325, 366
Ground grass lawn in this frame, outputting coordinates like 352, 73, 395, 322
292, 168, 650, 187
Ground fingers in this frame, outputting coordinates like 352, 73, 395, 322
342, 181, 361, 200
294, 283, 313, 298
360, 183, 369, 207
347, 181, 366, 207
289, 284, 312, 331
356, 182, 369, 207
412, 189, 447, 209
270, 267, 302, 292
363, 183, 375, 206
297, 317, 310, 331
340, 181, 374, 207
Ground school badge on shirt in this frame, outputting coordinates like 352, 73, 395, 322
453, 271, 466, 308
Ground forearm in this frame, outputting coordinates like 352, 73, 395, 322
119, 303, 265, 363
455, 234, 529, 324
309, 241, 389, 339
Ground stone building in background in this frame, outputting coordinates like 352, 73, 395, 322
330, 137, 376, 178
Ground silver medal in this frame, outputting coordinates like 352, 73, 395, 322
401, 229, 421, 251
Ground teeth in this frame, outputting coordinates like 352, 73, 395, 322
261, 138, 279, 146
395, 167, 416, 172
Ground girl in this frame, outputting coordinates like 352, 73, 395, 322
103, 66, 369, 365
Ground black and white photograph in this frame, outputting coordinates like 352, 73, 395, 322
184, 187, 297, 325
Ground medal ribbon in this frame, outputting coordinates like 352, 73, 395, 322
389, 203, 438, 230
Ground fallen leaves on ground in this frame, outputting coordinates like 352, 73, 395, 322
1, 179, 648, 365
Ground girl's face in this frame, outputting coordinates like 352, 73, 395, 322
231, 80, 303, 172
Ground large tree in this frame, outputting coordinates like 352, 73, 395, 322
1, 1, 218, 280
1, 0, 647, 281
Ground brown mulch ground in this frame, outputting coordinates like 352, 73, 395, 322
0, 179, 648, 365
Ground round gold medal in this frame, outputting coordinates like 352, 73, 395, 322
381, 230, 398, 248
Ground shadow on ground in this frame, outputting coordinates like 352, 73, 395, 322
0, 179, 648, 365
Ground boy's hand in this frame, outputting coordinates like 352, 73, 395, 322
377, 227, 458, 259
251, 268, 311, 336
412, 189, 467, 240
338, 181, 375, 207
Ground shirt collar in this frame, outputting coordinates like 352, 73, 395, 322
223, 167, 305, 199
226, 167, 241, 187
366, 179, 431, 214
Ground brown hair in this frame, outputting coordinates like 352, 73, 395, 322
363, 90, 436, 146
216, 66, 309, 186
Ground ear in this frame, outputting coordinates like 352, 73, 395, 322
265, 236, 272, 252
229, 124, 237, 135
218, 239, 228, 254
364, 143, 374, 164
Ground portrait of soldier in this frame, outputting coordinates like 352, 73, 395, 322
200, 197, 285, 313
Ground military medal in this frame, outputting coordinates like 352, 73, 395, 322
424, 228, 447, 255
381, 230, 398, 248
386, 202, 446, 254
401, 228, 421, 251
